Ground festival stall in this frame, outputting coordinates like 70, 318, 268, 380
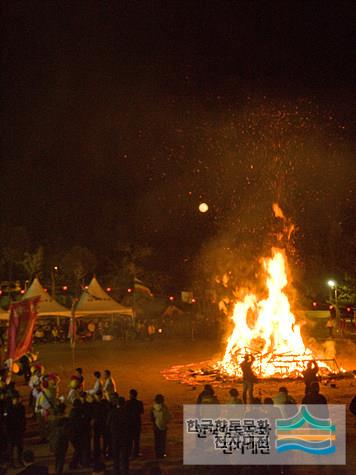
22, 277, 71, 317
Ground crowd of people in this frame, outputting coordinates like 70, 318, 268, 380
0, 363, 171, 475
0, 354, 355, 475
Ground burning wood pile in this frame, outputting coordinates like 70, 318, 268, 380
162, 205, 344, 387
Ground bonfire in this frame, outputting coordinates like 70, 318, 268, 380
162, 204, 341, 386
214, 246, 331, 378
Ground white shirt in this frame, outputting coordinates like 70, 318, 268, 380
87, 378, 103, 395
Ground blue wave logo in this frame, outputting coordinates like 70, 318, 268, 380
275, 405, 336, 455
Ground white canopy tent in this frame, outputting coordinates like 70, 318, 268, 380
74, 277, 133, 317
22, 277, 71, 317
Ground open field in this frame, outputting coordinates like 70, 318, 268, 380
6, 336, 356, 474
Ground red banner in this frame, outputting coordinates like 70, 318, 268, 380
7, 296, 40, 360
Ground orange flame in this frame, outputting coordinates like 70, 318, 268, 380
217, 247, 330, 378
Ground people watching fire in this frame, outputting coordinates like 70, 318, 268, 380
87, 371, 103, 396
303, 360, 319, 394
227, 388, 242, 404
240, 354, 257, 403
273, 387, 297, 417
0, 357, 347, 475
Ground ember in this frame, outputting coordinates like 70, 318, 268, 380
163, 204, 343, 386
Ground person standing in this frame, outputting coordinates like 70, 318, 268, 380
75, 368, 84, 391
302, 382, 329, 418
49, 403, 69, 475
107, 396, 130, 475
103, 370, 116, 400
88, 371, 103, 396
5, 391, 26, 467
303, 360, 319, 395
92, 392, 108, 461
126, 389, 144, 459
240, 354, 257, 404
151, 394, 171, 459
68, 399, 86, 470
35, 379, 56, 442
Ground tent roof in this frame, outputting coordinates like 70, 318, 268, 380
23, 277, 71, 317
74, 277, 133, 317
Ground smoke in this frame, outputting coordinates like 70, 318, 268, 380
304, 336, 336, 361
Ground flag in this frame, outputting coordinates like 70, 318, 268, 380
134, 278, 153, 298
68, 316, 77, 348
7, 296, 40, 360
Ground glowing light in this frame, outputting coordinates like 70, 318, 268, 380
169, 296, 175, 301
327, 280, 336, 288
62, 286, 68, 291
198, 202, 209, 213
217, 248, 332, 378
128, 288, 133, 293
106, 287, 112, 292
312, 301, 317, 307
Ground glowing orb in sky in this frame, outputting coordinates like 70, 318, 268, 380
198, 202, 209, 213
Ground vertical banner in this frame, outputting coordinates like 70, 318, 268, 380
7, 296, 41, 360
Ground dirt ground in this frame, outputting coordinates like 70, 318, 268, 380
6, 336, 356, 474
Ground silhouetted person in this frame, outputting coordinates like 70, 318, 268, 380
80, 393, 93, 466
302, 382, 327, 405
240, 354, 257, 403
75, 368, 84, 391
303, 360, 319, 394
199, 386, 219, 404
126, 389, 144, 459
273, 387, 297, 418
227, 388, 242, 404
5, 391, 26, 467
16, 450, 48, 475
68, 399, 87, 469
92, 392, 109, 460
151, 394, 171, 459
107, 396, 130, 475
349, 395, 356, 416
196, 384, 214, 404
49, 403, 69, 475
302, 382, 328, 418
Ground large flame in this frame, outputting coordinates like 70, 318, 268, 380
217, 247, 328, 378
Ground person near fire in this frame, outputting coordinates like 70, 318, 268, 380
240, 354, 257, 404
303, 360, 319, 394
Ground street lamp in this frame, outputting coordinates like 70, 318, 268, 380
327, 280, 338, 306
51, 266, 59, 298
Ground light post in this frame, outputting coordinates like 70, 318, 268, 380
51, 266, 59, 299
327, 280, 338, 306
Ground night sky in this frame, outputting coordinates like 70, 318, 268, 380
2, 1, 356, 286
